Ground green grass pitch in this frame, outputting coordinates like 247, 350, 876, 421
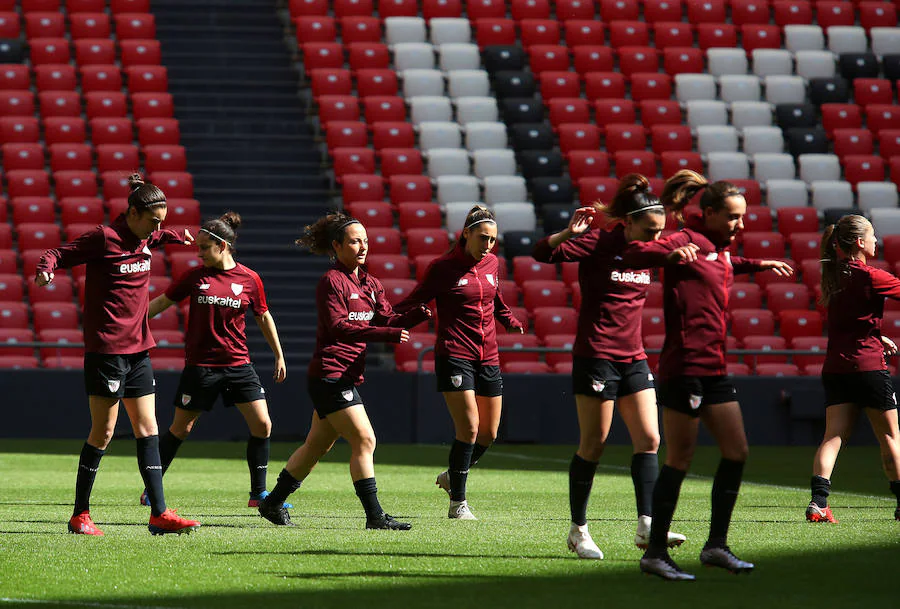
0, 440, 897, 609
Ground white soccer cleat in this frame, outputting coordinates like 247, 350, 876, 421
635, 515, 687, 549
435, 470, 450, 495
448, 499, 477, 520
567, 523, 604, 559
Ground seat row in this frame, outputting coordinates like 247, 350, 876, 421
0, 116, 179, 146
0, 64, 166, 93
2, 11, 155, 40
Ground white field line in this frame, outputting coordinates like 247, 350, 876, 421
420, 446, 894, 503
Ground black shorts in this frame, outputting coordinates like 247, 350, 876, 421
307, 376, 364, 419
174, 364, 266, 411
434, 356, 503, 397
658, 375, 738, 418
84, 351, 155, 399
822, 370, 898, 411
572, 357, 655, 400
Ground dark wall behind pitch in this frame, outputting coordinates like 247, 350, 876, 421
0, 371, 879, 447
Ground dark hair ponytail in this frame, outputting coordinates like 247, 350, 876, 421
819, 214, 871, 306
595, 173, 663, 221
296, 211, 360, 257
126, 173, 166, 212
661, 170, 743, 222
200, 211, 242, 251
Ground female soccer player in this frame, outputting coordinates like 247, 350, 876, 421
257, 211, 430, 529
35, 174, 201, 536
532, 175, 691, 558
140, 211, 289, 509
807, 214, 900, 524
621, 170, 792, 580
395, 205, 523, 520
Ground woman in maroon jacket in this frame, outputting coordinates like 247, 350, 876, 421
257, 211, 429, 530
532, 175, 693, 559
622, 170, 792, 580
35, 173, 200, 536
396, 205, 523, 520
807, 214, 900, 524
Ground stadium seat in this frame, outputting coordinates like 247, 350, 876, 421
532, 307, 577, 341
742, 335, 788, 367
522, 280, 568, 311
0, 91, 35, 118
78, 65, 122, 94
779, 309, 823, 341
497, 333, 542, 365
6, 170, 51, 198
54, 171, 98, 199
859, 2, 898, 32
28, 274, 73, 304
512, 257, 557, 286
119, 39, 162, 67
766, 284, 811, 316
791, 335, 827, 368
69, 13, 111, 39
114, 13, 155, 39
32, 302, 78, 333
730, 282, 763, 311
74, 39, 116, 65
474, 20, 517, 48
48, 143, 92, 172
125, 66, 168, 94
85, 91, 128, 119
90, 117, 134, 145
730, 308, 776, 341
2, 143, 44, 171
0, 327, 34, 357
11, 197, 55, 225
843, 155, 885, 186
777, 208, 818, 235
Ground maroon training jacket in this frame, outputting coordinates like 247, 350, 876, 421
395, 244, 523, 365
532, 224, 650, 362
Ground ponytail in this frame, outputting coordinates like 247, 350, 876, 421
296, 211, 361, 257
819, 214, 872, 306
661, 169, 743, 222
595, 173, 664, 221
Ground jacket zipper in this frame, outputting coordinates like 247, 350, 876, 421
474, 267, 485, 360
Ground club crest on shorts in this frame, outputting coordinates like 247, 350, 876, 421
648, 373, 654, 382
591, 378, 605, 393
181, 394, 191, 406
689, 394, 703, 410
450, 374, 463, 388
341, 390, 354, 402
107, 379, 120, 393
231, 283, 243, 296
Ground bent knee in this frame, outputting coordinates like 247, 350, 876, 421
353, 433, 376, 455
579, 436, 607, 461
633, 432, 660, 454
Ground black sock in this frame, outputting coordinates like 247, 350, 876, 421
448, 440, 475, 502
470, 442, 491, 467
353, 477, 383, 519
648, 465, 687, 553
267, 468, 302, 506
811, 475, 831, 509
136, 435, 166, 517
889, 480, 900, 507
73, 442, 105, 517
158, 430, 183, 475
631, 452, 658, 518
569, 454, 598, 526
247, 435, 270, 496
708, 458, 745, 547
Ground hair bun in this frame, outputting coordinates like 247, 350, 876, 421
127, 173, 145, 190
219, 211, 242, 231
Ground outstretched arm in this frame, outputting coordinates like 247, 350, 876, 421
254, 311, 287, 383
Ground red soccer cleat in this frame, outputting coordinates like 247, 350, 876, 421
806, 502, 838, 523
148, 509, 201, 535
68, 511, 104, 536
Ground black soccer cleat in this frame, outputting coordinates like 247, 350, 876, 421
366, 512, 411, 530
257, 496, 293, 526
640, 552, 696, 581
894, 506, 900, 521
699, 545, 754, 574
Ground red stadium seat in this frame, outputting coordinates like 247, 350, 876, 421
0, 65, 29, 90
773, 0, 813, 26
843, 155, 885, 186
730, 308, 776, 341
833, 128, 876, 160
579, 177, 619, 203
365, 254, 411, 279
650, 125, 692, 155
144, 145, 187, 173
310, 69, 354, 98
114, 13, 156, 39
548, 98, 591, 127
332, 148, 376, 179
414, 254, 441, 282
347, 201, 393, 228
69, 13, 112, 39
755, 362, 800, 376
542, 333, 574, 368
168, 251, 202, 281
0, 11, 19, 39
289, 0, 329, 17
608, 20, 649, 48
630, 73, 672, 101
0, 274, 23, 302
362, 96, 406, 123
592, 99, 635, 134
510, 0, 552, 20
28, 274, 73, 304
742, 232, 786, 259
766, 283, 811, 316
295, 16, 336, 43
815, 1, 855, 29
686, 0, 727, 22
741, 24, 782, 54
151, 172, 194, 199
341, 174, 384, 203
166, 199, 201, 226
467, 0, 507, 19
74, 39, 116, 65
791, 335, 827, 368
854, 79, 893, 107
600, 0, 639, 21
567, 22, 607, 49
54, 171, 98, 198
377, 0, 416, 18
742, 205, 773, 233
0, 327, 34, 357
645, 281, 663, 308
642, 307, 667, 338
90, 117, 134, 145
60, 197, 105, 226
618, 47, 660, 76
380, 278, 418, 306
865, 105, 900, 134
405, 228, 449, 258
389, 175, 433, 204
820, 103, 862, 137
318, 95, 361, 127
0, 250, 17, 275
367, 227, 403, 255
300, 42, 345, 74
38, 91, 81, 118
110, 0, 151, 12
30, 38, 70, 65
532, 306, 577, 341
149, 306, 180, 332
513, 256, 557, 285
730, 281, 763, 311
34, 64, 77, 92
79, 65, 123, 93
32, 302, 78, 333
379, 148, 423, 179
878, 129, 900, 160
6, 170, 51, 198
584, 72, 627, 100
119, 39, 162, 67
11, 197, 55, 225
355, 68, 397, 97
497, 333, 542, 365
136, 118, 180, 147
95, 143, 139, 173
520, 19, 561, 48
558, 124, 601, 155
614, 150, 657, 176
653, 22, 694, 50
2, 143, 44, 171
341, 17, 382, 45
788, 232, 822, 262
778, 309, 823, 342
371, 122, 415, 151
660, 151, 703, 177
540, 71, 581, 101
799, 259, 821, 290
884, 235, 900, 266
474, 19, 517, 48
753, 257, 797, 289
662, 47, 705, 74
150, 329, 185, 361
528, 45, 571, 74
125, 66, 168, 94
568, 151, 611, 183
556, 0, 596, 21
0, 301, 29, 329
644, 0, 684, 22
696, 23, 738, 50
731, 0, 771, 25
640, 100, 682, 128
49, 143, 93, 172
522, 279, 568, 311
742, 335, 788, 366
394, 332, 436, 372
604, 124, 647, 154
0, 91, 35, 117
0, 224, 11, 249
859, 2, 898, 31
397, 202, 442, 232
85, 91, 128, 119
44, 116, 86, 145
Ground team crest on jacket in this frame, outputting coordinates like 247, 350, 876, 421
341, 390, 354, 402
231, 283, 243, 296
107, 379, 120, 393
485, 274, 495, 286
591, 378, 605, 393
689, 394, 703, 410
450, 374, 463, 388
181, 394, 191, 406
457, 279, 468, 286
